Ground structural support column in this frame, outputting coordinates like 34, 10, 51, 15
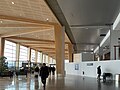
28, 48, 31, 71
35, 50, 38, 64
68, 43, 73, 62
16, 43, 20, 70
48, 55, 50, 64
40, 52, 43, 63
41, 52, 43, 63
54, 25, 65, 76
44, 54, 46, 63
0, 38, 5, 57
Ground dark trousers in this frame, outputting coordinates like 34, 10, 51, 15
41, 77, 47, 86
97, 74, 101, 79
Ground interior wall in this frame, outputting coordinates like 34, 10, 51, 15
82, 53, 94, 61
73, 53, 81, 62
65, 60, 120, 79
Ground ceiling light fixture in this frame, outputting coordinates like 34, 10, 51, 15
85, 28, 88, 29
0, 21, 3, 23
12, 2, 15, 4
46, 18, 49, 21
91, 48, 93, 51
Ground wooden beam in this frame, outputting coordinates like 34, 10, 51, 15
35, 47, 68, 51
6, 36, 55, 43
0, 15, 58, 26
31, 45, 54, 48
1, 27, 53, 37
21, 42, 54, 44
42, 50, 55, 52
24, 43, 54, 46
6, 36, 70, 44
44, 52, 68, 54
35, 47, 55, 50
22, 41, 69, 44
0, 23, 53, 28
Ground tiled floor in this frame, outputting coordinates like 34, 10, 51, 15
0, 74, 120, 90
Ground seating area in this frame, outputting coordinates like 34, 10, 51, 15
103, 73, 113, 81
0, 71, 13, 78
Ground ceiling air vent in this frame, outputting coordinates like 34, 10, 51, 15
100, 34, 106, 37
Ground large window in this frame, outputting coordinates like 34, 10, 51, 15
38, 52, 42, 63
31, 49, 35, 62
19, 45, 28, 67
19, 45, 28, 62
4, 40, 16, 67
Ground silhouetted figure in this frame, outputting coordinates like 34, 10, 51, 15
49, 66, 52, 75
39, 63, 49, 88
24, 68, 28, 77
9, 70, 13, 78
51, 66, 55, 75
34, 66, 39, 78
97, 66, 101, 80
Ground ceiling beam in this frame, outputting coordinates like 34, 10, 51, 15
44, 52, 68, 55
70, 24, 110, 28
35, 47, 68, 51
35, 47, 55, 50
21, 42, 55, 44
45, 0, 76, 47
1, 27, 53, 37
6, 36, 70, 44
0, 23, 53, 28
6, 36, 55, 43
0, 15, 58, 26
73, 43, 99, 45
23, 43, 54, 46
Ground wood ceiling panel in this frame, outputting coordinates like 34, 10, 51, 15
0, 0, 71, 58
0, 0, 59, 23
19, 29, 55, 41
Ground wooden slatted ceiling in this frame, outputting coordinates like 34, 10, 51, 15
0, 0, 71, 59
0, 0, 58, 23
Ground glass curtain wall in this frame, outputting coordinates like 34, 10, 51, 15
4, 40, 16, 69
38, 52, 42, 63
19, 45, 28, 68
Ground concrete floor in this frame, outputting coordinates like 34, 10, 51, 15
0, 74, 120, 90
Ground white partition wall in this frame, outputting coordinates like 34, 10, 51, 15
65, 63, 81, 75
65, 60, 120, 79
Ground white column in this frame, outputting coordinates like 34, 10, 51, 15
110, 29, 120, 60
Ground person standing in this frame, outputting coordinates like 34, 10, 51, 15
39, 63, 49, 87
51, 66, 55, 75
49, 66, 52, 75
97, 66, 101, 80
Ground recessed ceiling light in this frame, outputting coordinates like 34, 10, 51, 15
46, 18, 49, 21
85, 27, 88, 29
12, 2, 15, 4
91, 48, 94, 51
0, 21, 3, 23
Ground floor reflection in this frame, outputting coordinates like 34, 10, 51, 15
0, 75, 120, 90
97, 80, 101, 90
34, 78, 39, 90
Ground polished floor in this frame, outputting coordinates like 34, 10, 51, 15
0, 74, 120, 90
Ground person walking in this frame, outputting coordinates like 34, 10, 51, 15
51, 66, 55, 75
39, 63, 49, 88
97, 66, 101, 80
34, 65, 39, 78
